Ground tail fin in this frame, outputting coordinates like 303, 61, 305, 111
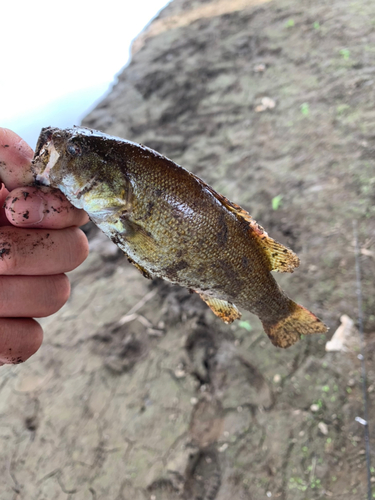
262, 302, 328, 348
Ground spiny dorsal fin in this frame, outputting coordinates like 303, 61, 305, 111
190, 173, 299, 273
191, 174, 254, 224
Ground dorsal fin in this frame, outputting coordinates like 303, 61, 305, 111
190, 172, 300, 273
189, 171, 254, 223
254, 231, 300, 273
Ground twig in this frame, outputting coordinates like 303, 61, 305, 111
117, 289, 158, 325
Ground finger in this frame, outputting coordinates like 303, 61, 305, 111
0, 274, 70, 318
0, 226, 89, 275
4, 186, 89, 228
0, 128, 34, 190
0, 318, 43, 364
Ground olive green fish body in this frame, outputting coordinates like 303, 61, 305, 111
123, 159, 285, 320
32, 127, 327, 348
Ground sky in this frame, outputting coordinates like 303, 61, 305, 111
1, 0, 171, 148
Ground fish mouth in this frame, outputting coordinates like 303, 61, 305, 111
32, 142, 60, 186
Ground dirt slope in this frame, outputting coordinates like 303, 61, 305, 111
1, 0, 375, 498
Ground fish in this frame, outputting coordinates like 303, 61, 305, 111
31, 126, 328, 348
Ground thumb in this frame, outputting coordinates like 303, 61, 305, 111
0, 128, 34, 190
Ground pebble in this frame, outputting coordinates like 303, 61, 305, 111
318, 422, 328, 435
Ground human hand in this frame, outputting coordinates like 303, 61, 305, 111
0, 128, 89, 364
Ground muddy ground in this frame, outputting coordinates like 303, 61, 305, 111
1, 0, 375, 498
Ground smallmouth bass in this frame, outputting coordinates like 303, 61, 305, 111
32, 127, 327, 348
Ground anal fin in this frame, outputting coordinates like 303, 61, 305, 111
199, 293, 241, 324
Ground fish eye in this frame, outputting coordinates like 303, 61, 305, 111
66, 142, 82, 156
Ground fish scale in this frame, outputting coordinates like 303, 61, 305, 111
32, 126, 328, 348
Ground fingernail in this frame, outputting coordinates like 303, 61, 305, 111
5, 190, 47, 225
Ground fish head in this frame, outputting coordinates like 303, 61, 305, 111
32, 126, 132, 223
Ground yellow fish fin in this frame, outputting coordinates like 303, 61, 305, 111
262, 301, 328, 348
254, 230, 300, 273
198, 293, 242, 324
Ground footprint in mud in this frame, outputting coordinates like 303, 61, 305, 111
183, 447, 221, 500
147, 478, 181, 500
90, 322, 149, 373
147, 449, 221, 500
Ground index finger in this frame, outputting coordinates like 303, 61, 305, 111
0, 128, 34, 190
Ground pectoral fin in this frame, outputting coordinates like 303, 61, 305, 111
120, 217, 158, 254
110, 216, 156, 278
199, 293, 241, 323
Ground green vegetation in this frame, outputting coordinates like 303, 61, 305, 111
239, 320, 252, 331
339, 48, 351, 60
272, 195, 283, 210
336, 103, 350, 115
300, 102, 310, 116
289, 476, 322, 492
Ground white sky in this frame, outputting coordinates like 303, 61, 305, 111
1, 0, 170, 147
